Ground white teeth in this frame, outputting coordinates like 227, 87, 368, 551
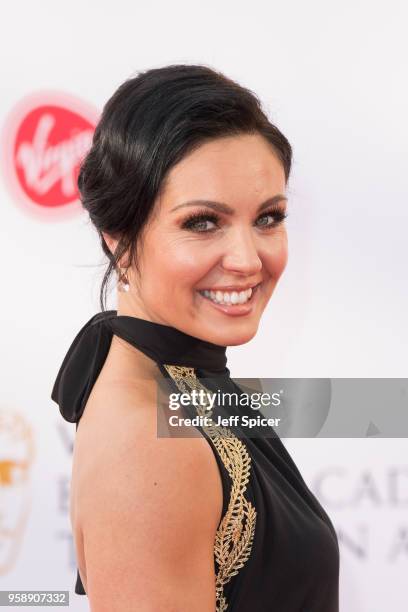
200, 286, 254, 305
238, 291, 248, 304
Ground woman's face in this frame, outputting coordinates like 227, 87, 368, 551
110, 133, 288, 347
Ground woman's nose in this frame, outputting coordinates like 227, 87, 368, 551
220, 227, 262, 275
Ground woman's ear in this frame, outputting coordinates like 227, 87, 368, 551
102, 232, 119, 256
102, 232, 130, 269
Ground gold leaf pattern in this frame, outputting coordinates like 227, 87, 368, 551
163, 365, 257, 612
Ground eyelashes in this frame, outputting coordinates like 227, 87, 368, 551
181, 206, 288, 233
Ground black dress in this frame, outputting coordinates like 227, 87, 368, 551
51, 310, 340, 612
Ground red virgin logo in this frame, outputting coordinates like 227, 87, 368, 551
2, 91, 99, 220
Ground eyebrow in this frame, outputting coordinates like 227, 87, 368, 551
170, 194, 288, 215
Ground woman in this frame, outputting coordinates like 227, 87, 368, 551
51, 64, 339, 611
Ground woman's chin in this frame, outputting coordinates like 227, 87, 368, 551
200, 323, 259, 347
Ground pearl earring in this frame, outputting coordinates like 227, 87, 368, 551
117, 268, 130, 293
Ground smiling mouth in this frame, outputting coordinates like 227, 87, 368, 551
198, 283, 261, 306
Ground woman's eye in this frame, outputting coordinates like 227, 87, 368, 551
191, 219, 217, 232
257, 214, 272, 227
256, 210, 287, 228
181, 209, 287, 233
181, 213, 219, 233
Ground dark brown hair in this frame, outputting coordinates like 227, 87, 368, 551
78, 64, 293, 311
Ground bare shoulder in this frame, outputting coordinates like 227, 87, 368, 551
71, 378, 223, 611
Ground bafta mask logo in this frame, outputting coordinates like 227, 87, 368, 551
0, 410, 35, 575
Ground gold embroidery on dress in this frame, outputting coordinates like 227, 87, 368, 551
163, 365, 257, 612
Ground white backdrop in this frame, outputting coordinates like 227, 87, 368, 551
1, 1, 407, 610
